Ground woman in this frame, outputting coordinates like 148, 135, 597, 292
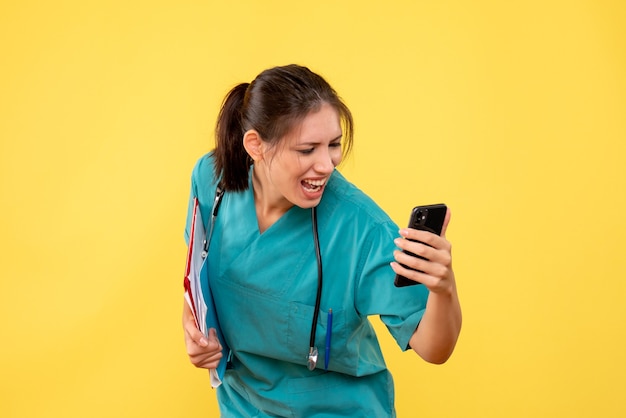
183, 64, 461, 417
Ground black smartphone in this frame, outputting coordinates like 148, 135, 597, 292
394, 204, 448, 287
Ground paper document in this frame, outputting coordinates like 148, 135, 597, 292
183, 197, 229, 388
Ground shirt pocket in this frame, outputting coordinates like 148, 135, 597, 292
286, 301, 350, 373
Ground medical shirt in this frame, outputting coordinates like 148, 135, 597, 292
185, 154, 429, 417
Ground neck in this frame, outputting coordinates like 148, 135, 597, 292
252, 165, 293, 233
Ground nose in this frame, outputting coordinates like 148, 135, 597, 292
314, 150, 336, 174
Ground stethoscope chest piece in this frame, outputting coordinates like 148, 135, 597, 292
307, 346, 318, 371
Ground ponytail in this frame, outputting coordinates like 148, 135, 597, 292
213, 82, 251, 192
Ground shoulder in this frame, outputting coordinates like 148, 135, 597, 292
189, 152, 219, 208
190, 151, 218, 191
190, 152, 216, 184
322, 170, 397, 232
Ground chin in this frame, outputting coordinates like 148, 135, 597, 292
295, 201, 319, 210
294, 196, 322, 209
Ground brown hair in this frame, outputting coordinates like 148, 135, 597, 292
213, 64, 354, 191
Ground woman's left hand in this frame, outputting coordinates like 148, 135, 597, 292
391, 209, 462, 364
390, 209, 455, 295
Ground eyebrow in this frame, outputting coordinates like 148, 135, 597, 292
298, 134, 343, 146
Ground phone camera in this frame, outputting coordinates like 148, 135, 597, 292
417, 209, 428, 225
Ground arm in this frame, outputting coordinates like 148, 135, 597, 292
182, 299, 224, 369
390, 209, 462, 364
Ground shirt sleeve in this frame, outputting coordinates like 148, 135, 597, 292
184, 153, 215, 245
354, 221, 429, 351
183, 166, 199, 246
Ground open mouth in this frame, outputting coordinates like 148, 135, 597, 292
301, 178, 326, 193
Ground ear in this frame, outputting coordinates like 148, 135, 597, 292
243, 129, 264, 162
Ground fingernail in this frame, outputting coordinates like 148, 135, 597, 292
199, 337, 209, 346
399, 229, 409, 237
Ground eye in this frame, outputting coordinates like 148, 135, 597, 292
298, 148, 314, 155
329, 142, 342, 149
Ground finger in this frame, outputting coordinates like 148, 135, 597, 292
393, 249, 438, 277
182, 302, 209, 347
208, 328, 223, 352
186, 331, 222, 360
189, 328, 221, 352
397, 228, 451, 254
398, 228, 439, 247
394, 235, 449, 263
390, 261, 451, 294
390, 261, 428, 285
393, 245, 451, 277
187, 337, 221, 357
393, 246, 426, 269
394, 237, 432, 259
191, 352, 224, 369
397, 239, 451, 268
188, 347, 224, 369
186, 328, 224, 369
184, 324, 209, 348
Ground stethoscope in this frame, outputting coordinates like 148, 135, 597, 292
203, 186, 324, 371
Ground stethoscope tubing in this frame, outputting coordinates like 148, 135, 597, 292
308, 206, 323, 369
203, 186, 324, 370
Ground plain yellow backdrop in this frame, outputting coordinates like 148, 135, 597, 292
1, 1, 625, 417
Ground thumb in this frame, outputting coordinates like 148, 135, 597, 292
209, 328, 223, 351
183, 301, 209, 347
196, 331, 209, 348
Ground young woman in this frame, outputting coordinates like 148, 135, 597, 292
182, 64, 461, 417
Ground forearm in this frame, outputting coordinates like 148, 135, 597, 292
409, 284, 462, 364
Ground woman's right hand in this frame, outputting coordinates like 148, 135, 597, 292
182, 300, 224, 369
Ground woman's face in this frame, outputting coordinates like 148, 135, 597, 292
258, 103, 343, 209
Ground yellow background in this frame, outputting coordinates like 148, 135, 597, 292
1, 1, 625, 417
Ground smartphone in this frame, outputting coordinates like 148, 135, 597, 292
394, 204, 447, 287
